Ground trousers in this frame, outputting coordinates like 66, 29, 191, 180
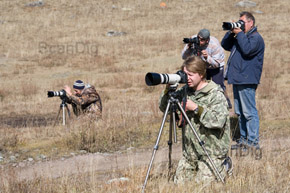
233, 84, 260, 146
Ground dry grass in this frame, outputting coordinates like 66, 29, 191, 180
0, 120, 289, 193
0, 0, 290, 192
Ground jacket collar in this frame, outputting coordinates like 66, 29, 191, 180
187, 80, 219, 96
246, 26, 257, 35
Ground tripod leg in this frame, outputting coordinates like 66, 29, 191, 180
167, 107, 178, 181
168, 110, 173, 175
172, 110, 177, 143
142, 101, 171, 193
65, 104, 71, 118
62, 104, 66, 125
54, 106, 62, 126
176, 101, 225, 184
65, 104, 71, 128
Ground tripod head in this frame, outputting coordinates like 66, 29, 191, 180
60, 95, 69, 104
168, 91, 180, 101
60, 98, 68, 107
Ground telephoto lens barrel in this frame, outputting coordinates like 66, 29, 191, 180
222, 20, 245, 31
47, 89, 66, 97
145, 73, 181, 86
145, 71, 187, 86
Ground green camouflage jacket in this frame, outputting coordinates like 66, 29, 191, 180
159, 80, 230, 158
67, 85, 102, 118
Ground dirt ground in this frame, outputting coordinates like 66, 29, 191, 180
0, 114, 56, 128
0, 114, 239, 183
2, 133, 289, 184
2, 144, 182, 182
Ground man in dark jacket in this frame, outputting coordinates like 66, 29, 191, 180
64, 80, 102, 120
221, 11, 265, 150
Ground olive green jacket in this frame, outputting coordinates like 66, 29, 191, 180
159, 80, 231, 158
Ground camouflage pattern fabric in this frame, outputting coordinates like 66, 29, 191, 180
174, 154, 227, 184
67, 85, 102, 119
159, 80, 231, 183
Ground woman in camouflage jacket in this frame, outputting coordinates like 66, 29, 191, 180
159, 56, 231, 184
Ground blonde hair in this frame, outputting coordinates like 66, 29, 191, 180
182, 56, 207, 79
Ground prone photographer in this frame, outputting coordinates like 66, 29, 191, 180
182, 29, 232, 109
63, 80, 102, 120
159, 56, 232, 184
221, 12, 265, 151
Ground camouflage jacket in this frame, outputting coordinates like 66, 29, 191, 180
67, 85, 102, 118
159, 80, 230, 158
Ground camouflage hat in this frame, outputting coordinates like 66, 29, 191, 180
73, 80, 85, 90
198, 29, 210, 39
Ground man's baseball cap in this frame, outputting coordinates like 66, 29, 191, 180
198, 29, 210, 39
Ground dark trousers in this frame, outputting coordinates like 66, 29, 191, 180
206, 67, 232, 109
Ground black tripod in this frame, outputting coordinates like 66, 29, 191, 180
54, 99, 71, 126
142, 91, 224, 193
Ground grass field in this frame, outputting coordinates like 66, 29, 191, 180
0, 0, 290, 192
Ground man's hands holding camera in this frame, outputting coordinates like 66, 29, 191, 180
231, 27, 242, 35
63, 85, 72, 97
201, 50, 208, 59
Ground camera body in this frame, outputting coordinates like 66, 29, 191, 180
145, 70, 187, 86
183, 37, 200, 45
183, 37, 203, 56
222, 20, 245, 31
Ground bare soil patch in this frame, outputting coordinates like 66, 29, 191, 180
0, 113, 61, 128
3, 146, 182, 182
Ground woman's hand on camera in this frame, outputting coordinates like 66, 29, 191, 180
183, 100, 198, 111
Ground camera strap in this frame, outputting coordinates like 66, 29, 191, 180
177, 88, 188, 128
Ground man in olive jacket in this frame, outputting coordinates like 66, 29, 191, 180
159, 56, 231, 184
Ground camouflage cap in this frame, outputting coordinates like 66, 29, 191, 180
198, 29, 210, 40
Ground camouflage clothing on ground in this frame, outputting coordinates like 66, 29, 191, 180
67, 85, 102, 119
159, 80, 231, 183
174, 153, 227, 184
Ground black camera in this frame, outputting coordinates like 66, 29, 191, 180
145, 70, 187, 86
222, 20, 245, 31
47, 89, 67, 97
183, 37, 203, 56
183, 37, 199, 45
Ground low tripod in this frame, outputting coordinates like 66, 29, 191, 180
142, 91, 224, 193
54, 98, 71, 126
